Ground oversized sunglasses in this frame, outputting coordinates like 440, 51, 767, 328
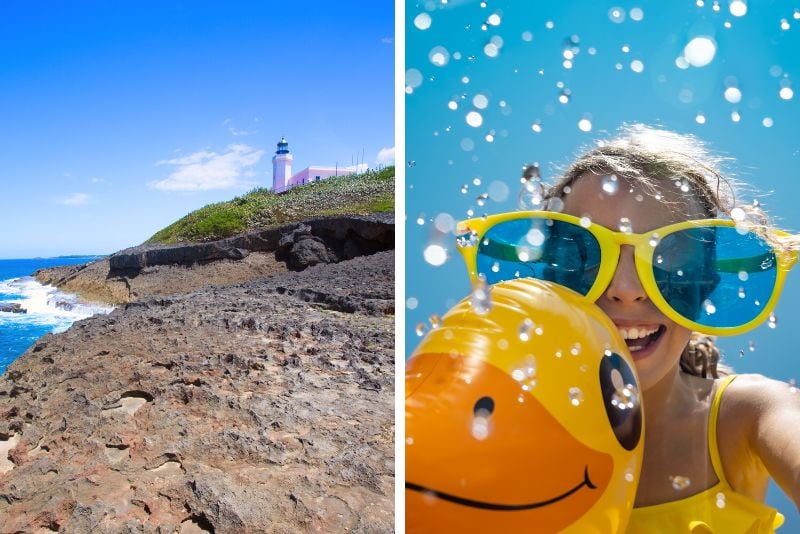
456, 211, 798, 336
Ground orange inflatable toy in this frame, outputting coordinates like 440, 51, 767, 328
406, 279, 644, 533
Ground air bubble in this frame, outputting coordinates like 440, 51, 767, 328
466, 111, 483, 127
570, 342, 582, 356
471, 277, 492, 314
724, 87, 742, 103
601, 175, 619, 194
476, 193, 488, 207
648, 233, 661, 247
416, 215, 425, 225
531, 121, 543, 133
429, 315, 441, 329
578, 118, 592, 132
631, 59, 644, 73
484, 42, 500, 58
471, 415, 490, 440
522, 31, 533, 42
519, 319, 534, 341
406, 69, 423, 90
780, 18, 790, 30
779, 87, 794, 100
670, 475, 692, 490
558, 90, 571, 104
618, 217, 633, 234
762, 117, 774, 128
749, 340, 756, 352
408, 160, 417, 167
704, 300, 717, 314
624, 469, 635, 482
609, 7, 626, 23
415, 323, 428, 337
414, 13, 433, 30
729, 0, 747, 16
424, 244, 448, 266
730, 207, 746, 221
630, 7, 644, 21
568, 387, 584, 406
429, 46, 451, 67
460, 184, 469, 194
580, 216, 592, 228
696, 113, 706, 125
683, 36, 717, 67
548, 197, 565, 212
473, 94, 489, 109
487, 13, 501, 26
716, 492, 726, 508
738, 287, 746, 299
731, 111, 741, 122
768, 313, 777, 328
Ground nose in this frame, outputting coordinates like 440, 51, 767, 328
603, 245, 647, 304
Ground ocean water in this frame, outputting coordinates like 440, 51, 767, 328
0, 257, 114, 375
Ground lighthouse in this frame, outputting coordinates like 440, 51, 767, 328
272, 137, 293, 192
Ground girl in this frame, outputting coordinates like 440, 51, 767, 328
463, 124, 800, 531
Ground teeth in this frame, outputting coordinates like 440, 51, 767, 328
618, 326, 659, 340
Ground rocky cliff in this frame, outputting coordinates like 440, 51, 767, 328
1, 216, 394, 533
34, 214, 394, 305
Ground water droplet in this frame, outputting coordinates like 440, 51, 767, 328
670, 475, 692, 490
609, 6, 626, 23
789, 378, 798, 392
780, 87, 794, 100
548, 197, 565, 212
612, 382, 640, 411
406, 436, 414, 445
624, 469, 636, 482
429, 45, 451, 67
471, 276, 492, 314
618, 217, 633, 234
716, 492, 726, 508
484, 42, 500, 58
568, 387, 584, 406
522, 30, 533, 42
406, 69, 423, 90
749, 340, 756, 352
429, 315, 442, 329
466, 111, 483, 127
703, 299, 717, 315
683, 36, 717, 67
780, 18, 790, 30
476, 193, 488, 207
724, 87, 742, 103
630, 7, 644, 21
424, 244, 448, 266
696, 113, 707, 125
601, 175, 620, 194
407, 160, 417, 167
731, 110, 741, 122
580, 216, 592, 228
471, 415, 490, 440
415, 322, 428, 337
762, 117, 774, 128
558, 90, 571, 104
648, 233, 661, 247
518, 319, 534, 341
570, 342, 582, 356
738, 270, 749, 282
729, 207, 746, 222
631, 59, 644, 73
545, 20, 554, 29
738, 287, 746, 299
578, 118, 592, 132
729, 0, 746, 16
531, 121, 543, 133
768, 313, 777, 328
656, 254, 664, 264
487, 13, 501, 26
414, 13, 433, 30
407, 297, 419, 310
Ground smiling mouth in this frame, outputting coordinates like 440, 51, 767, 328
618, 325, 665, 352
405, 466, 597, 511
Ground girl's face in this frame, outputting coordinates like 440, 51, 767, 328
561, 172, 708, 391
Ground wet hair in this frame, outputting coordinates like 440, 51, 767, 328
543, 124, 751, 379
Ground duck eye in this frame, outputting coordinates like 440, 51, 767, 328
473, 396, 495, 416
599, 352, 642, 451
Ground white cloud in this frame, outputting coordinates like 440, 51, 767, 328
60, 193, 90, 206
341, 163, 369, 173
229, 127, 256, 137
376, 146, 395, 165
150, 144, 265, 191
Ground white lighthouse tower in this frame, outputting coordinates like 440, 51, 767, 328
272, 137, 293, 192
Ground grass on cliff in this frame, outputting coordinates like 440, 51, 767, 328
147, 166, 394, 244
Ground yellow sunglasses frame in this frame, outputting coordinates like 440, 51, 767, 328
456, 211, 798, 336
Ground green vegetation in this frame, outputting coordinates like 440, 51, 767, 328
147, 166, 394, 244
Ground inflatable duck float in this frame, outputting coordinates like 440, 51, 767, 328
406, 279, 644, 533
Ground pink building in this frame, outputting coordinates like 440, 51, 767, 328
271, 137, 354, 193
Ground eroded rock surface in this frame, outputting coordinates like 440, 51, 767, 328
0, 251, 394, 533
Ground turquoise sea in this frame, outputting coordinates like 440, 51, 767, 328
0, 257, 113, 375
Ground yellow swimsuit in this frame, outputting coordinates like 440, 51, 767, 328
627, 375, 785, 533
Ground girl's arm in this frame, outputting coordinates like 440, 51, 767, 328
743, 375, 800, 509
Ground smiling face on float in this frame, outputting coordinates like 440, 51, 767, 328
405, 279, 643, 533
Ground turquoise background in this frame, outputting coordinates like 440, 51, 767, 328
406, 0, 799, 527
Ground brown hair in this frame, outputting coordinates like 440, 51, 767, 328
543, 124, 753, 379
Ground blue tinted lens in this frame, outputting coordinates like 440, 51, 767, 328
477, 218, 601, 295
653, 226, 778, 328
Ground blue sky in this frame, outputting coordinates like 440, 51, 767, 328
0, 1, 394, 258
406, 0, 799, 524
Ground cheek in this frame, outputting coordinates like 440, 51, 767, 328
666, 324, 693, 356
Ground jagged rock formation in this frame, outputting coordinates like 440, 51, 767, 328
34, 214, 394, 305
0, 250, 394, 533
0, 303, 26, 314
